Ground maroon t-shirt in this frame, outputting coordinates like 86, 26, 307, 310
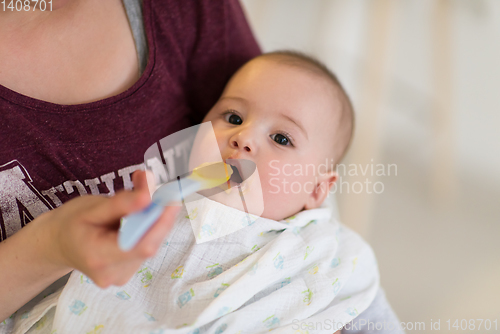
0, 0, 260, 242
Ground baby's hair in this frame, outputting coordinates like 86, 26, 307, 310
257, 50, 355, 167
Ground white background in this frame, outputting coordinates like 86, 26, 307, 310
241, 0, 500, 332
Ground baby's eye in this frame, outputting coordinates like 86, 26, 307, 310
270, 133, 292, 146
224, 112, 243, 125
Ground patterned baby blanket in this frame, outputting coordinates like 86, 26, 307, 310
11, 195, 379, 334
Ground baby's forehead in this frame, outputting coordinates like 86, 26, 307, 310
231, 57, 342, 102
256, 57, 340, 99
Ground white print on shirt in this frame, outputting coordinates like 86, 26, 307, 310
0, 139, 191, 241
0, 160, 53, 240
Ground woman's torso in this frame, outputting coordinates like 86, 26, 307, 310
0, 0, 261, 242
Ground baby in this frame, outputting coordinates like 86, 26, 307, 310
13, 52, 379, 334
202, 51, 353, 221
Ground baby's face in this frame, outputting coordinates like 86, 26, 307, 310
202, 58, 340, 220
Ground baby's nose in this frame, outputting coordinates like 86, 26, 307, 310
231, 140, 251, 152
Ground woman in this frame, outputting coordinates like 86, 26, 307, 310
0, 1, 400, 332
0, 0, 259, 321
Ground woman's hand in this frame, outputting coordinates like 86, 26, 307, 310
0, 171, 180, 320
39, 170, 180, 287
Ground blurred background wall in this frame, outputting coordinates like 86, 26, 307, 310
240, 0, 500, 332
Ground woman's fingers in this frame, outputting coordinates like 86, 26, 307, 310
127, 170, 181, 257
86, 170, 153, 226
132, 205, 181, 258
132, 170, 149, 192
92, 205, 181, 287
86, 186, 151, 226
133, 169, 157, 200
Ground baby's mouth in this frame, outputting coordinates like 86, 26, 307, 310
224, 164, 243, 194
223, 159, 250, 194
228, 164, 243, 184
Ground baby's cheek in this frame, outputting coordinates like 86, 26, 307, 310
259, 173, 312, 220
261, 169, 311, 194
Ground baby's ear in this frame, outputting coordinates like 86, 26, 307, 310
304, 171, 338, 210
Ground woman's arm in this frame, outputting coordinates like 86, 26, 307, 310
0, 218, 71, 321
0, 171, 180, 321
342, 287, 404, 334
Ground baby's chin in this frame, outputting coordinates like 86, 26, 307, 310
196, 187, 304, 222
259, 189, 311, 221
260, 205, 302, 222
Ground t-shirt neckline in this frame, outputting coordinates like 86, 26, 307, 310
0, 0, 154, 114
